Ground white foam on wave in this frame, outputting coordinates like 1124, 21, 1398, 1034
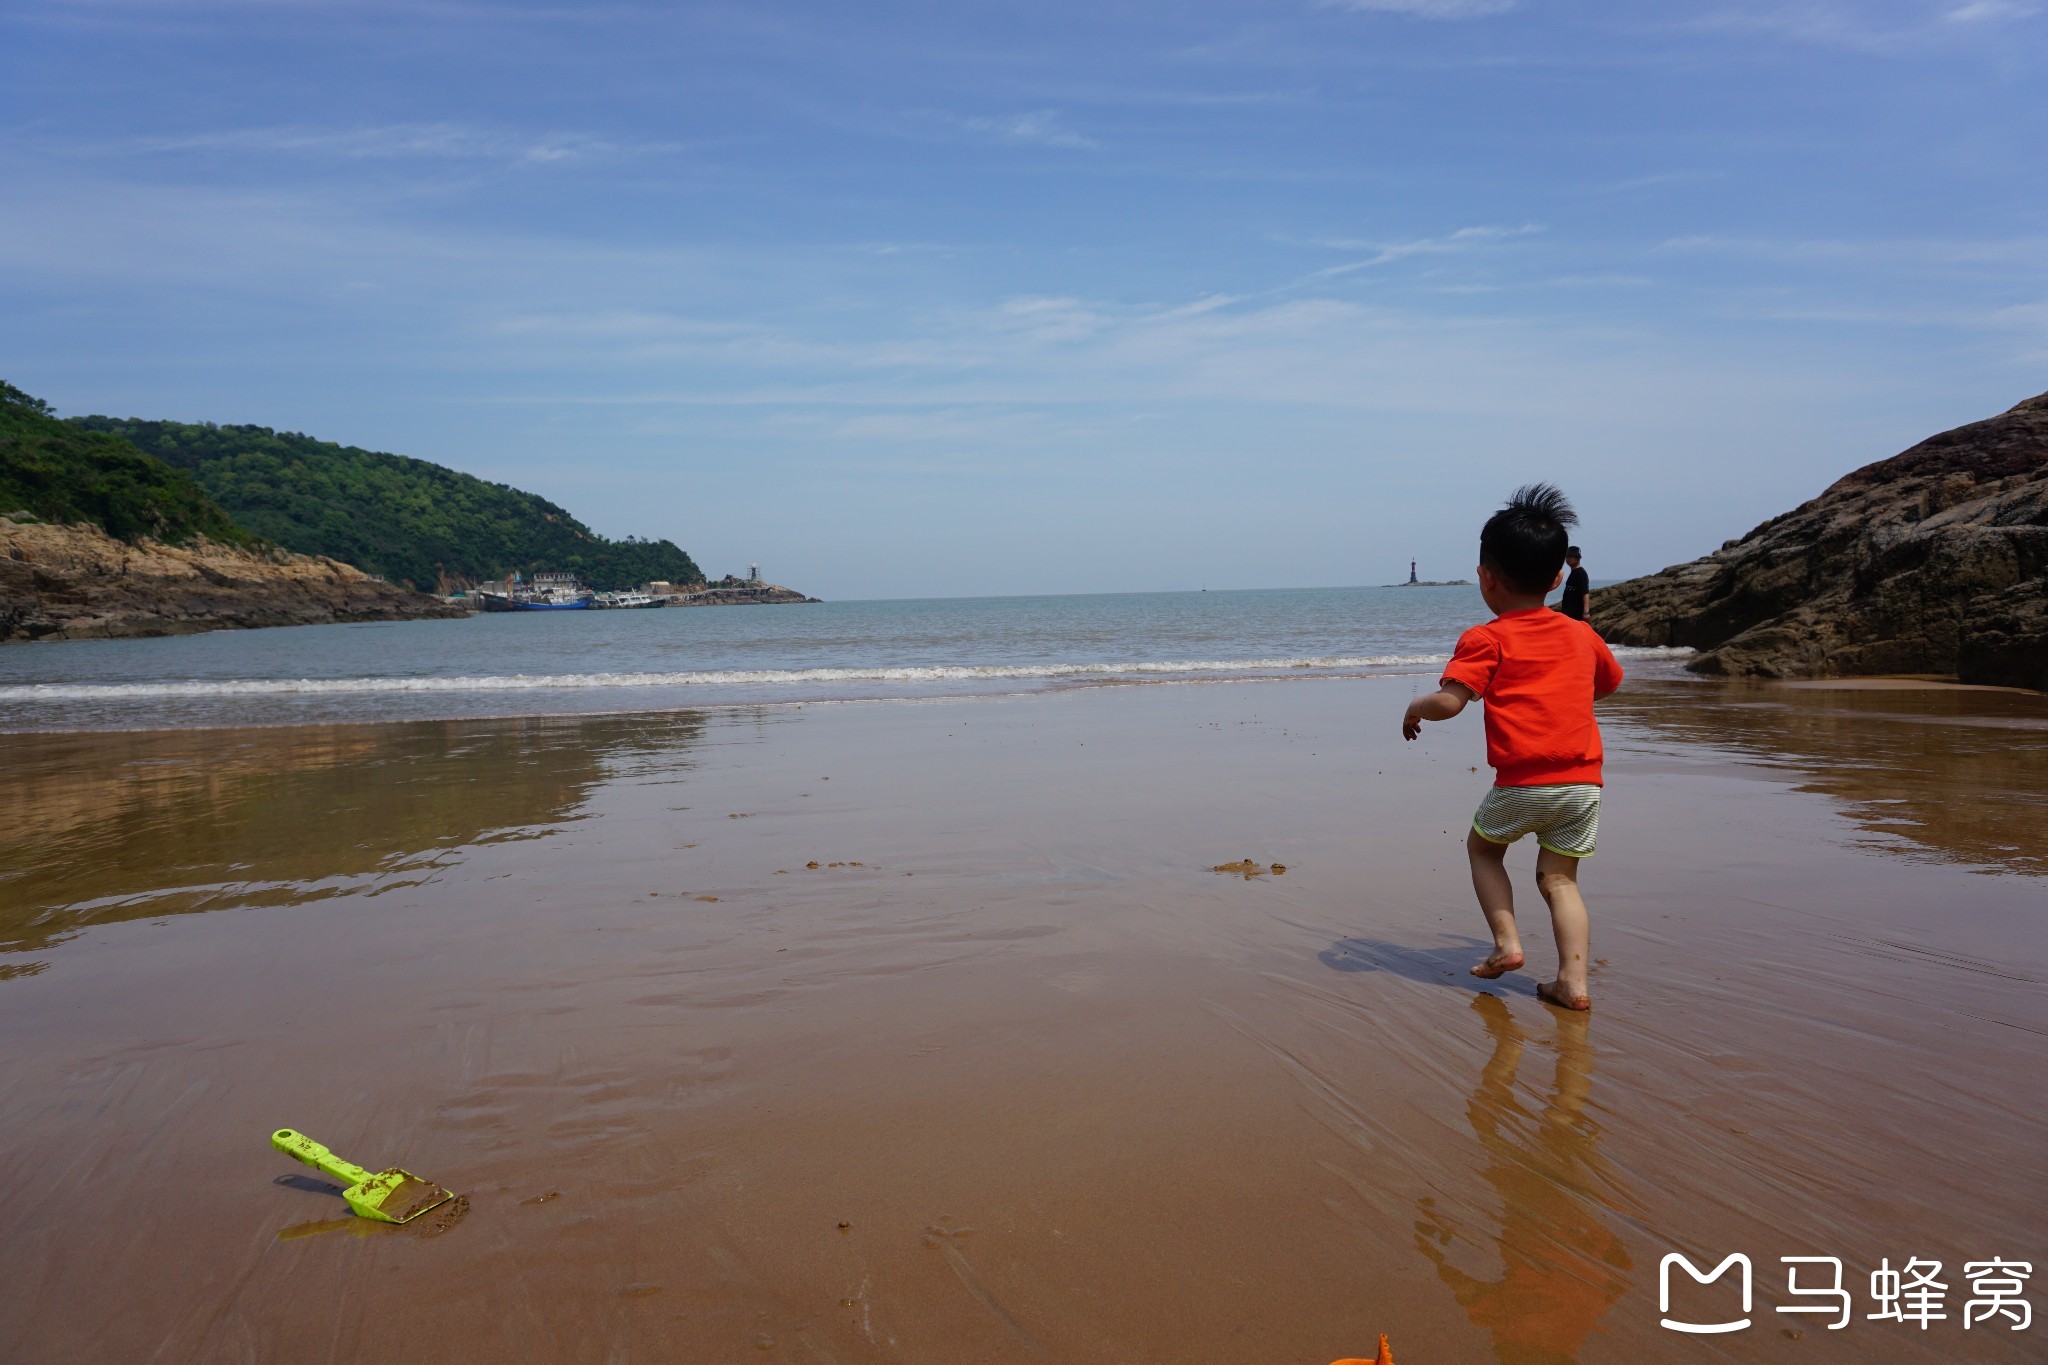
0, 647, 1694, 704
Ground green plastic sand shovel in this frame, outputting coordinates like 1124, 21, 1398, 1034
272, 1129, 454, 1224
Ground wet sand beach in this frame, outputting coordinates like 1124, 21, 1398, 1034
0, 676, 2042, 1363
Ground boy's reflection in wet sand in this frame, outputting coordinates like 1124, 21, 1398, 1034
1416, 994, 1633, 1365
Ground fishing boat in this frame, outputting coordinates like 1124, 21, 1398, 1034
591, 590, 663, 609
478, 571, 594, 610
514, 588, 591, 611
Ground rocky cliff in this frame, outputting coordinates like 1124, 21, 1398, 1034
1, 518, 467, 643
1593, 390, 2048, 690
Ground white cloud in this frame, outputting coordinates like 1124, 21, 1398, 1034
827, 408, 1055, 447
1596, 170, 1727, 193
1945, 1, 2040, 20
989, 296, 1108, 342
1686, 1, 2040, 49
1656, 233, 2048, 273
1988, 299, 2048, 330
495, 311, 756, 341
1296, 224, 1544, 280
1327, 0, 1517, 17
957, 111, 1097, 150
112, 123, 630, 164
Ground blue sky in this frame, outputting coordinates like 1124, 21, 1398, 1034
3, 1, 2044, 598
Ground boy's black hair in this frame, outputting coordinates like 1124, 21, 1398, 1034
1480, 483, 1578, 594
1566, 545, 1582, 559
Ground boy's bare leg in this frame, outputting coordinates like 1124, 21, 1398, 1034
1533, 846, 1592, 1009
1466, 828, 1524, 977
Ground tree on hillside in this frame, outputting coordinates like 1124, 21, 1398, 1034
71, 418, 703, 590
2, 382, 254, 547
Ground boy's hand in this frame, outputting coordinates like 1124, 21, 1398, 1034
1403, 681, 1475, 740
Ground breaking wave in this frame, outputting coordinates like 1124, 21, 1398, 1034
0, 648, 1693, 703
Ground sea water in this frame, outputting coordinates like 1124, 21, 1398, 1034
0, 585, 1688, 731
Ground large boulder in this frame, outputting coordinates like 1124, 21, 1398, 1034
1594, 390, 2048, 690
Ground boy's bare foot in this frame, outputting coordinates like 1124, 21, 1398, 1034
1537, 979, 1591, 1012
1469, 950, 1524, 979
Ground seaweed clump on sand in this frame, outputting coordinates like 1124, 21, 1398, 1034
1212, 859, 1287, 879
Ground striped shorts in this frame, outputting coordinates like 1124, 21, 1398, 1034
1472, 783, 1602, 858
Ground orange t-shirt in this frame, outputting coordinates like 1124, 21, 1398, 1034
1441, 609, 1624, 787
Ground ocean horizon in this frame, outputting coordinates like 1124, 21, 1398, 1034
0, 582, 1685, 732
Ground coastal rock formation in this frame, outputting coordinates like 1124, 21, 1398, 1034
1, 519, 467, 643
666, 576, 820, 607
1593, 390, 2048, 690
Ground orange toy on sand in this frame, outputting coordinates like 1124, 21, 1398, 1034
1330, 1335, 1396, 1365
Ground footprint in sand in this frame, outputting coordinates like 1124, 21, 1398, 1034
923, 1221, 1039, 1346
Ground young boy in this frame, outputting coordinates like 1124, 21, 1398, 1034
1401, 484, 1623, 1011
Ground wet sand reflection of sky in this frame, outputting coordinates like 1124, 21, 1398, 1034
0, 679, 2039, 1362
0, 712, 707, 959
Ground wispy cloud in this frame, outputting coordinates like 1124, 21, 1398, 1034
13, 0, 614, 23
1657, 233, 2048, 272
827, 408, 1057, 446
1596, 170, 1727, 193
1539, 274, 1655, 288
1326, 0, 1518, 17
495, 311, 758, 342
106, 123, 638, 164
956, 111, 1097, 150
1296, 224, 1544, 280
1686, 0, 2042, 50
1694, 295, 2048, 344
1945, 1, 2040, 21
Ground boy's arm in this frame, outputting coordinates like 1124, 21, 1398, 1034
1591, 634, 1625, 700
1403, 680, 1477, 740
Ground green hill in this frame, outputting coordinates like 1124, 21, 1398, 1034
1, 382, 254, 547
69, 418, 704, 591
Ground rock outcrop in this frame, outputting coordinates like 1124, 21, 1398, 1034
1593, 390, 2048, 690
1, 519, 468, 643
664, 577, 820, 607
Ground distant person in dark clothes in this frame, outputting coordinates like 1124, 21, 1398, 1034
1559, 547, 1590, 621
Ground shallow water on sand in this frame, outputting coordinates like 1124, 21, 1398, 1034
0, 677, 2042, 1363
0, 584, 1688, 730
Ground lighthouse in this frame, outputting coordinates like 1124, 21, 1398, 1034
1408, 560, 1419, 585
